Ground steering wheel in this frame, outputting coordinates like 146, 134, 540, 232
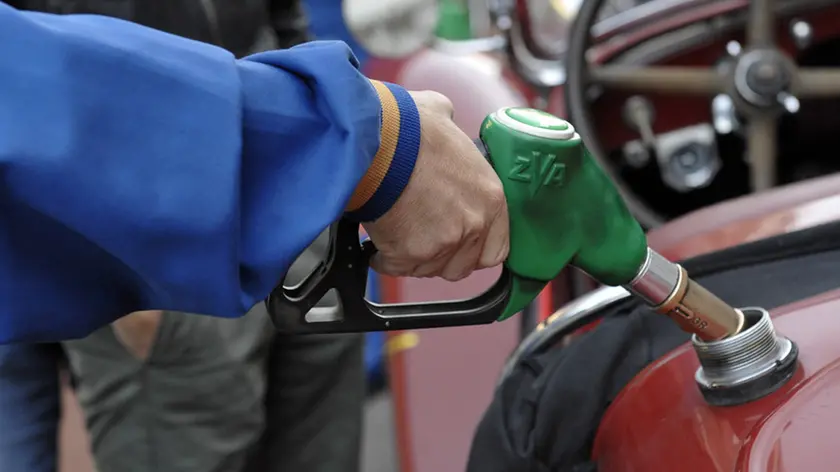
566, 0, 840, 228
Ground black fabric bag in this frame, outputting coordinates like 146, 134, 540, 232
467, 221, 840, 472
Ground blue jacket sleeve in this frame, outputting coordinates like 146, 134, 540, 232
0, 3, 421, 343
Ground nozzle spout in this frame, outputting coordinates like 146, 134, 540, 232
624, 249, 744, 341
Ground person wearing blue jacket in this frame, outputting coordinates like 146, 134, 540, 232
2, 3, 377, 472
0, 3, 510, 344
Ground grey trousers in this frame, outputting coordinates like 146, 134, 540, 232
62, 233, 364, 472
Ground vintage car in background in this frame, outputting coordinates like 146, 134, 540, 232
351, 0, 840, 471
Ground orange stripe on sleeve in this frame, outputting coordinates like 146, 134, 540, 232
346, 80, 402, 212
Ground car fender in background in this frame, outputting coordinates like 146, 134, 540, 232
375, 46, 532, 472
399, 49, 527, 137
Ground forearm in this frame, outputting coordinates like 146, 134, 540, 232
0, 3, 419, 342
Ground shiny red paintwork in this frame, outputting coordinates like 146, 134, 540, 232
648, 172, 840, 259
594, 289, 840, 472
594, 179, 840, 471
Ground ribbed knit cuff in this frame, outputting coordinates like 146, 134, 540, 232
345, 80, 421, 222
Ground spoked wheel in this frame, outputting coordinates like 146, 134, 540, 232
566, 0, 840, 228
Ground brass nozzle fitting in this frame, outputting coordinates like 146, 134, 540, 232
625, 249, 745, 341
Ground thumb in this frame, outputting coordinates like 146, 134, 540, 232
369, 251, 385, 273
369, 251, 411, 277
478, 205, 510, 269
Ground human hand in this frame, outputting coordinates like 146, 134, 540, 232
364, 91, 509, 282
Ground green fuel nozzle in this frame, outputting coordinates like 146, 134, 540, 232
478, 108, 647, 318
479, 107, 743, 341
268, 107, 744, 341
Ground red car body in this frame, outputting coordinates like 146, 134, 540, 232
597, 173, 840, 472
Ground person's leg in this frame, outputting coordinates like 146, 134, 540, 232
0, 343, 62, 472
64, 231, 364, 472
255, 331, 365, 472
62, 308, 272, 472
247, 230, 366, 472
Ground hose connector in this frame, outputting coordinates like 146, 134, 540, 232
624, 248, 745, 341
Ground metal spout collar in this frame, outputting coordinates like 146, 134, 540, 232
625, 248, 744, 340
625, 247, 679, 305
